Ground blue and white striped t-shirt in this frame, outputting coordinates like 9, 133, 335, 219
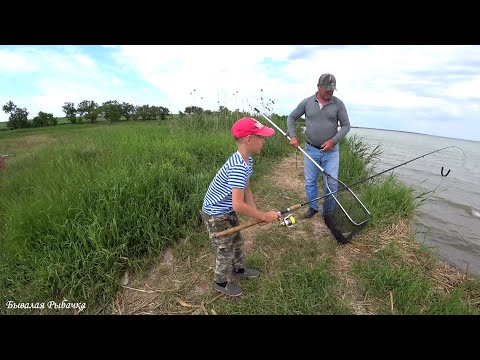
202, 151, 253, 215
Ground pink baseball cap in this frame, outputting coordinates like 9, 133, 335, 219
231, 117, 275, 140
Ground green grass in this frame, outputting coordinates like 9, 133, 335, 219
352, 242, 480, 314
214, 261, 351, 315
211, 230, 350, 315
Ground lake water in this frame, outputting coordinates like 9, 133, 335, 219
347, 128, 480, 276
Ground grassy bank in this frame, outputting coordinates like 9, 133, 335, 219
1, 114, 478, 314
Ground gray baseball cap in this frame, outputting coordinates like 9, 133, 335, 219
318, 73, 337, 91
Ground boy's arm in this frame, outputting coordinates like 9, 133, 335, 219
232, 187, 278, 223
243, 181, 256, 209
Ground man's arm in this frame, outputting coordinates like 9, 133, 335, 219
331, 99, 351, 144
287, 98, 307, 138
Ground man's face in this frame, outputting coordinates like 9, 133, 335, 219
318, 84, 334, 100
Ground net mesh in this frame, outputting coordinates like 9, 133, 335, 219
320, 174, 371, 244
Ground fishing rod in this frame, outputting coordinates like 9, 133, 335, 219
210, 111, 464, 239
274, 145, 464, 213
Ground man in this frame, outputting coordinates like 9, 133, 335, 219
287, 73, 351, 221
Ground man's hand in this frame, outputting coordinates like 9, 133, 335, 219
290, 136, 299, 148
320, 139, 335, 151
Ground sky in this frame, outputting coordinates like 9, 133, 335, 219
1, 45, 479, 142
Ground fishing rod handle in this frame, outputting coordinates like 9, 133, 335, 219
208, 206, 296, 239
279, 204, 302, 214
209, 219, 263, 239
209, 201, 306, 238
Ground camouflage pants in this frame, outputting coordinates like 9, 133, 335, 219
199, 210, 244, 283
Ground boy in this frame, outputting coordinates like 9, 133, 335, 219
200, 117, 280, 297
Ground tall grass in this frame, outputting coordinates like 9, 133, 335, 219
339, 133, 381, 184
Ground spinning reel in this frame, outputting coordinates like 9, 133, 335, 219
279, 212, 296, 228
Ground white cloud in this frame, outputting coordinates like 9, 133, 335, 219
111, 77, 122, 86
109, 45, 480, 118
0, 49, 37, 72
441, 75, 480, 99
112, 45, 296, 113
75, 54, 97, 69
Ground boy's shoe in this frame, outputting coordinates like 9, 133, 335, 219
232, 268, 260, 278
214, 282, 243, 297
303, 208, 318, 218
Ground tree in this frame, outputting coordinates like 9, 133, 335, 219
218, 105, 230, 115
2, 100, 16, 113
62, 102, 78, 124
2, 101, 29, 129
134, 105, 144, 120
184, 106, 203, 114
121, 102, 135, 121
102, 100, 123, 123
148, 105, 170, 120
137, 105, 151, 120
157, 106, 170, 120
78, 100, 99, 123
32, 111, 56, 127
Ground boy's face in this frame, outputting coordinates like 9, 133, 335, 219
246, 134, 265, 154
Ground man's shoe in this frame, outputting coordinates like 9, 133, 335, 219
303, 208, 318, 219
233, 268, 260, 278
213, 282, 243, 297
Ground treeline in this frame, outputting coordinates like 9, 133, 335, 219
2, 100, 171, 130
2, 100, 286, 131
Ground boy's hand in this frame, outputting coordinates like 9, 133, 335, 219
262, 210, 281, 224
